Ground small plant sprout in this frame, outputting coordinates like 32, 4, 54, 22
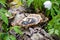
44, 1, 52, 10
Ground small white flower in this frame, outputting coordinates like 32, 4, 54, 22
44, 1, 52, 10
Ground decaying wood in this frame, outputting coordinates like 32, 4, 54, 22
7, 6, 26, 19
9, 26, 54, 40
21, 27, 54, 40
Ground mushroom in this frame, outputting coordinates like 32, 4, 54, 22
11, 13, 48, 28
18, 14, 42, 27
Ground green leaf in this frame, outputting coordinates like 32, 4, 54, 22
0, 8, 8, 25
51, 8, 56, 18
3, 35, 16, 40
55, 30, 59, 35
0, 33, 8, 40
46, 14, 60, 36
12, 26, 23, 35
0, 0, 6, 7
14, 26, 23, 35
9, 35, 16, 40
0, 13, 8, 25
53, 6, 60, 14
0, 33, 16, 40
27, 0, 34, 7
48, 28, 54, 34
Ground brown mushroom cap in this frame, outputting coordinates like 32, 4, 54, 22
11, 13, 48, 28
18, 14, 42, 27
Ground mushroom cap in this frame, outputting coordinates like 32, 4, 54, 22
18, 14, 42, 27
11, 13, 48, 28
